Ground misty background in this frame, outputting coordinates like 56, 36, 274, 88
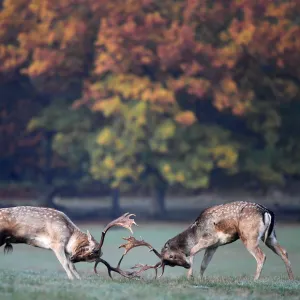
1, 0, 300, 222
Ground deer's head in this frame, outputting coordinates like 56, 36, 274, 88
85, 230, 103, 262
160, 241, 190, 269
70, 230, 101, 263
71, 213, 136, 265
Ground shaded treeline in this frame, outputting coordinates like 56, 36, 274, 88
0, 0, 300, 217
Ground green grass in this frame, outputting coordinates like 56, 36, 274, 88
0, 222, 299, 299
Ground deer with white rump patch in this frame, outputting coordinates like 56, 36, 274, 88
0, 206, 137, 280
123, 201, 294, 280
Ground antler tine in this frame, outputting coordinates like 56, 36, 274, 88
130, 261, 162, 279
148, 247, 162, 259
119, 236, 161, 258
103, 213, 137, 234
115, 236, 155, 269
94, 235, 152, 277
94, 258, 139, 279
113, 236, 163, 279
98, 213, 137, 249
94, 226, 164, 280
158, 262, 165, 278
119, 236, 153, 254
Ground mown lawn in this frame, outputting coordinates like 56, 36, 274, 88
0, 222, 299, 299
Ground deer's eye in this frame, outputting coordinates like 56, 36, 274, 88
169, 255, 173, 259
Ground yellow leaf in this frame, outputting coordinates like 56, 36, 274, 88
116, 140, 125, 150
221, 77, 238, 94
175, 172, 185, 182
236, 23, 255, 45
210, 145, 238, 169
175, 111, 197, 126
92, 96, 121, 116
97, 128, 113, 145
115, 168, 133, 179
103, 156, 115, 169
163, 164, 171, 173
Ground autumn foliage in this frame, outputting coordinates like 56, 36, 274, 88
1, 0, 300, 198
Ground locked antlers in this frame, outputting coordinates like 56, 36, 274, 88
93, 213, 138, 279
94, 214, 164, 280
118, 236, 164, 279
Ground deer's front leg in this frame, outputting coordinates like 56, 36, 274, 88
200, 247, 218, 277
187, 255, 194, 279
52, 244, 75, 280
188, 238, 217, 279
68, 260, 81, 279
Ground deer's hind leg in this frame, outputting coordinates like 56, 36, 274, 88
0, 234, 13, 254
265, 232, 294, 280
4, 242, 13, 254
3, 237, 13, 254
0, 235, 5, 249
243, 242, 266, 280
239, 217, 267, 280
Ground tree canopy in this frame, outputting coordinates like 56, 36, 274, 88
1, 0, 300, 207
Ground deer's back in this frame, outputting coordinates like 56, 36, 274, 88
195, 201, 270, 224
191, 201, 272, 243
0, 206, 78, 243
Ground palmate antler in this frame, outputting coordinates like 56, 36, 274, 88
130, 261, 163, 279
117, 236, 164, 279
98, 213, 137, 249
93, 213, 139, 279
119, 236, 161, 258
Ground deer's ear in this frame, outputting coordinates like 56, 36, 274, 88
87, 230, 93, 242
164, 242, 170, 249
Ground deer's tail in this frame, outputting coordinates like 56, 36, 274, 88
263, 210, 275, 243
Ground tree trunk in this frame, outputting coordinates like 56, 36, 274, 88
150, 184, 167, 219
44, 131, 54, 185
111, 188, 121, 217
37, 131, 62, 209
36, 184, 60, 208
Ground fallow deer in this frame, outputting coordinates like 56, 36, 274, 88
0, 206, 137, 280
120, 201, 294, 280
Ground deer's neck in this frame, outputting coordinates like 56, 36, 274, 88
170, 226, 198, 255
68, 230, 89, 257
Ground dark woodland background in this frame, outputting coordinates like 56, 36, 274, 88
1, 0, 300, 222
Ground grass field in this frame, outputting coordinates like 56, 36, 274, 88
0, 222, 299, 300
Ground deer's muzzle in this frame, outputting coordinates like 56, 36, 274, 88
163, 259, 191, 269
